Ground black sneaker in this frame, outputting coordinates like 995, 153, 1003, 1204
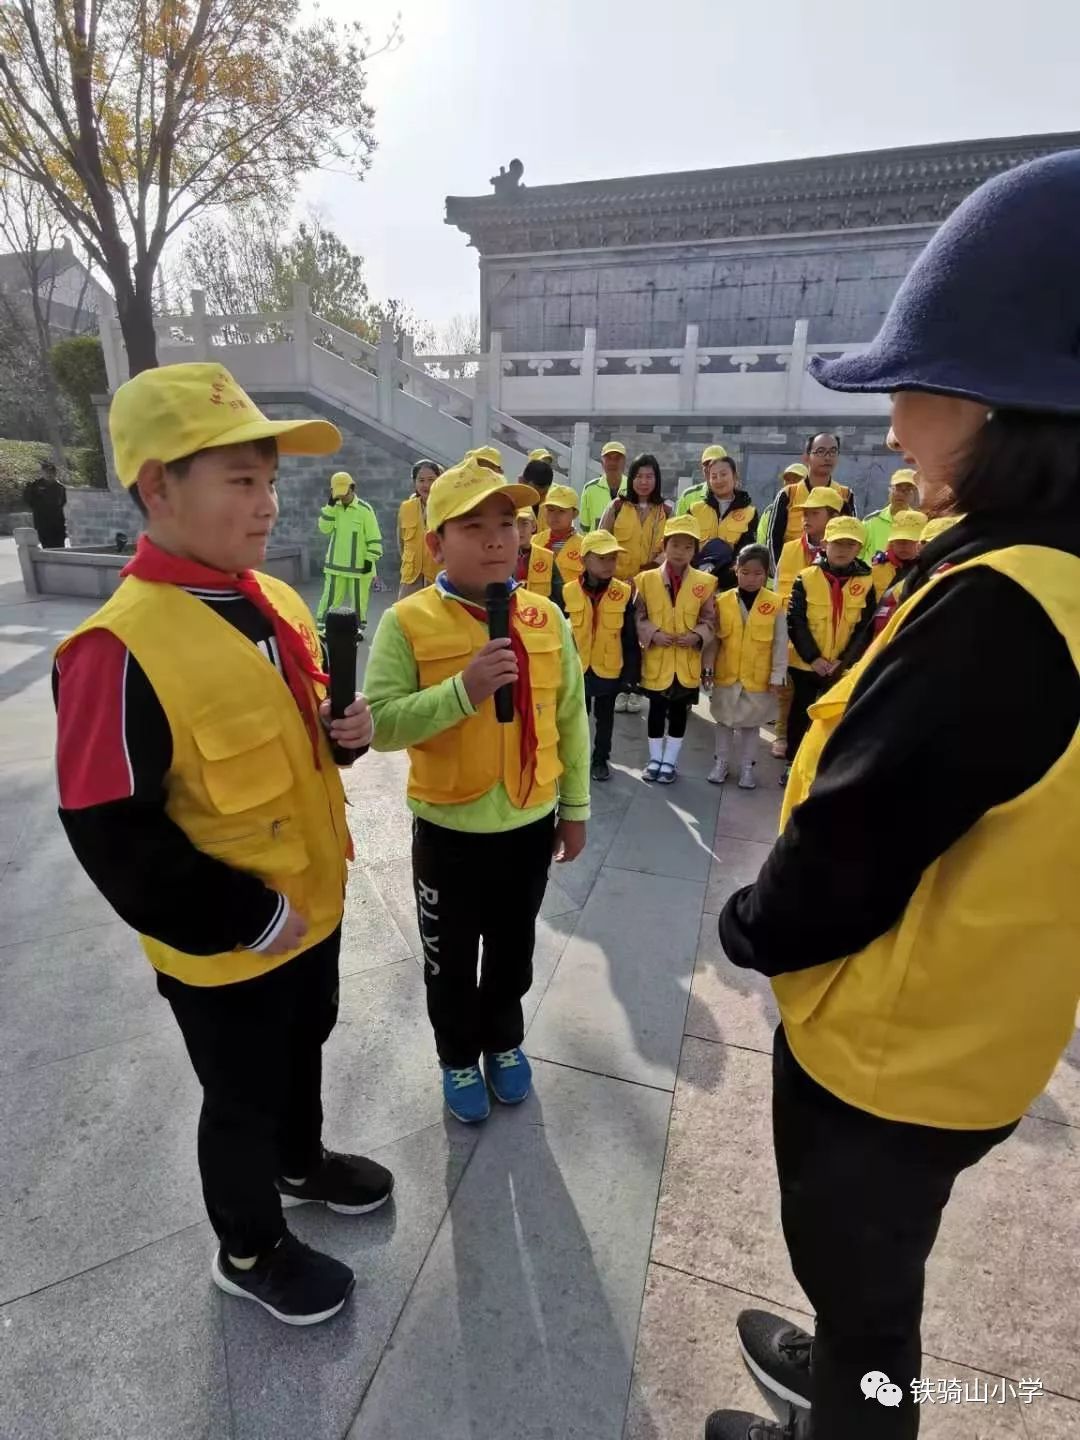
736, 1309, 812, 1410
277, 1148, 394, 1215
211, 1232, 354, 1325
591, 759, 611, 782
705, 1409, 796, 1439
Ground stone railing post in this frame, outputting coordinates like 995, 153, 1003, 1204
377, 320, 396, 424
189, 288, 208, 360
13, 527, 39, 596
472, 352, 491, 446
678, 323, 700, 410
581, 327, 598, 410
570, 421, 591, 493
785, 318, 810, 409
292, 281, 312, 385
488, 330, 503, 411
401, 332, 415, 395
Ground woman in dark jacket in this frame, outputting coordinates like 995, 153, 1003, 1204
705, 152, 1080, 1440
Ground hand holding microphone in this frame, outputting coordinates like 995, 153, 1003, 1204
323, 606, 371, 762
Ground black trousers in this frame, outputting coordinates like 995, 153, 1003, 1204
773, 1026, 1017, 1439
785, 668, 831, 764
585, 691, 616, 763
646, 693, 691, 739
158, 928, 341, 1258
412, 813, 554, 1067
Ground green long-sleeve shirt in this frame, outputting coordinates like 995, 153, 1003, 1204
318, 497, 383, 575
364, 591, 592, 834
579, 475, 627, 532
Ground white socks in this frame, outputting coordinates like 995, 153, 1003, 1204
648, 737, 665, 764
662, 736, 683, 767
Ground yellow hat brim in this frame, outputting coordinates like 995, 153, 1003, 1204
581, 534, 626, 556
120, 414, 341, 488
433, 481, 539, 530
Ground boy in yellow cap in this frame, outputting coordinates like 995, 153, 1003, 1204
51, 363, 390, 1326
676, 443, 728, 516
527, 483, 584, 611
515, 505, 539, 584
870, 509, 927, 636
775, 486, 843, 606
579, 440, 628, 531
861, 468, 923, 560
363, 457, 590, 1124
563, 529, 641, 781
316, 470, 383, 636
635, 514, 717, 783
527, 447, 555, 466
783, 514, 876, 782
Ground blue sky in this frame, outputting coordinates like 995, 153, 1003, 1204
304, 0, 1080, 337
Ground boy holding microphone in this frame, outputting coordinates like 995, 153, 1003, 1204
53, 364, 390, 1327
363, 458, 591, 1123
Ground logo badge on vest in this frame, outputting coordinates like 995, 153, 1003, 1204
516, 604, 548, 629
757, 601, 775, 615
692, 583, 709, 599
849, 582, 866, 597
533, 557, 548, 573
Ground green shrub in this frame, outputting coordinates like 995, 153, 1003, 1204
50, 337, 108, 486
0, 439, 92, 512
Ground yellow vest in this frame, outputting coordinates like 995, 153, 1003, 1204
395, 586, 564, 808
714, 588, 781, 692
527, 531, 583, 597
689, 499, 757, 549
638, 566, 718, 691
398, 494, 438, 586
788, 564, 873, 670
775, 545, 1080, 1129
563, 577, 632, 679
610, 502, 667, 580
871, 558, 897, 596
57, 577, 350, 987
782, 480, 853, 544
777, 536, 819, 608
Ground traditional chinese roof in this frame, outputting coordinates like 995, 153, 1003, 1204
446, 132, 1080, 255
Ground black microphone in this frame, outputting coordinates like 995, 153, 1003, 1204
485, 582, 515, 724
324, 605, 368, 762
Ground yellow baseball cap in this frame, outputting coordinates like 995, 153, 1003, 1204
921, 514, 963, 544
330, 472, 354, 498
664, 514, 701, 542
427, 458, 538, 533
889, 468, 920, 491
887, 509, 928, 544
601, 441, 627, 458
782, 462, 810, 480
701, 444, 728, 463
108, 363, 340, 489
795, 485, 843, 512
580, 530, 625, 557
823, 516, 866, 544
543, 484, 580, 512
466, 445, 503, 469
516, 506, 537, 523
528, 447, 555, 464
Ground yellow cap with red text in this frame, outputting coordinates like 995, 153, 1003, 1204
887, 509, 928, 543
664, 514, 701, 542
543, 484, 580, 512
427, 458, 538, 533
824, 516, 867, 544
580, 530, 625, 557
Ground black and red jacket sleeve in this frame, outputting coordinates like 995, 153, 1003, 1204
53, 629, 287, 957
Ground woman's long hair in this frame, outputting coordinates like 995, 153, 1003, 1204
951, 410, 1080, 519
615, 453, 665, 515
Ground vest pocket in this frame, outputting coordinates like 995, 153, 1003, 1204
193, 707, 294, 815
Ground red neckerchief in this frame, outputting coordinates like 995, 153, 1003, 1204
457, 591, 537, 805
121, 535, 328, 761
802, 535, 822, 563
515, 548, 531, 583
585, 578, 609, 629
885, 544, 904, 569
665, 563, 684, 603
822, 567, 849, 635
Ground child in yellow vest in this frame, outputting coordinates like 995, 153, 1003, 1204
51, 364, 389, 1327
705, 544, 787, 791
563, 529, 641, 782
784, 514, 876, 783
527, 483, 585, 611
515, 506, 538, 584
635, 514, 718, 784
364, 458, 591, 1124
870, 508, 927, 634
397, 458, 442, 598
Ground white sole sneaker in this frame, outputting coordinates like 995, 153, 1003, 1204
735, 1329, 811, 1410
279, 1191, 393, 1216
210, 1252, 352, 1326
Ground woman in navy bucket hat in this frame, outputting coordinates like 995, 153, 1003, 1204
705, 151, 1080, 1440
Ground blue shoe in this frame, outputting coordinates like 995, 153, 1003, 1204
442, 1065, 490, 1123
485, 1048, 533, 1105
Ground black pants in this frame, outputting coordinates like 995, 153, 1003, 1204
158, 928, 341, 1258
773, 1026, 1017, 1439
785, 668, 831, 764
585, 691, 616, 763
412, 814, 554, 1067
646, 693, 690, 739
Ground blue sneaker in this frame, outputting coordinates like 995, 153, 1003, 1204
442, 1065, 491, 1123
485, 1048, 533, 1105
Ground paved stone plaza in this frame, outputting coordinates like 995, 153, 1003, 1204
1, 536, 1077, 1439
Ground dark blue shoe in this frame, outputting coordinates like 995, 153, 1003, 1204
442, 1065, 491, 1123
485, 1048, 533, 1105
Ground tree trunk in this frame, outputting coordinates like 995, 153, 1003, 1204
113, 280, 159, 375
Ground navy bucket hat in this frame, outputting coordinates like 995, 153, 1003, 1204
810, 149, 1080, 414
